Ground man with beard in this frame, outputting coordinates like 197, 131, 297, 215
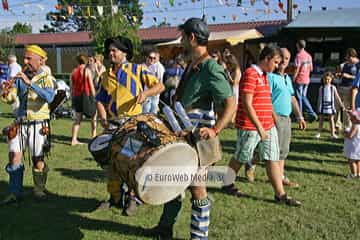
1, 45, 55, 204
146, 18, 236, 240
95, 36, 164, 216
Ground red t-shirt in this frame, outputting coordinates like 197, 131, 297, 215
235, 65, 274, 131
71, 66, 91, 97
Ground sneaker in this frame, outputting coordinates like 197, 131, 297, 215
346, 173, 357, 179
144, 225, 173, 240
245, 162, 256, 182
274, 194, 301, 207
1, 193, 18, 206
282, 177, 300, 188
123, 199, 137, 216
221, 183, 249, 198
315, 133, 321, 139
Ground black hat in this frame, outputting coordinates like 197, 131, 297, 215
178, 18, 210, 42
104, 36, 133, 60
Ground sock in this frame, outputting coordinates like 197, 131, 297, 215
191, 197, 211, 240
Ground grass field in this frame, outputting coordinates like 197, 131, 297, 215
0, 102, 359, 240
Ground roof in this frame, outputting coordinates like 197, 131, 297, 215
157, 29, 263, 47
286, 8, 360, 28
16, 31, 92, 45
15, 20, 285, 45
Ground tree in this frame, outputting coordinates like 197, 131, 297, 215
92, 12, 141, 58
10, 22, 32, 34
41, 0, 143, 32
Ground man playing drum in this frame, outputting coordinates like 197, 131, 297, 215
95, 36, 164, 215
1, 45, 55, 204
146, 18, 236, 240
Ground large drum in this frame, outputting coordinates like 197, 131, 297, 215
109, 114, 198, 205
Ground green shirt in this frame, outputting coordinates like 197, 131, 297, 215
179, 58, 233, 111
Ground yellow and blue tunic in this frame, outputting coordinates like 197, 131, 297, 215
96, 62, 158, 118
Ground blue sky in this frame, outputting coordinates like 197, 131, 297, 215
1, 0, 360, 32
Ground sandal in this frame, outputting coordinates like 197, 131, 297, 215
221, 183, 248, 198
275, 194, 301, 207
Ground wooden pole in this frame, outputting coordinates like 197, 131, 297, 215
287, 0, 293, 22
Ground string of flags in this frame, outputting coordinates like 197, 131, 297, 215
0, 0, 346, 25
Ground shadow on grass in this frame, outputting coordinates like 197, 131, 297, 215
287, 155, 346, 165
0, 181, 148, 240
220, 140, 237, 154
51, 134, 90, 145
290, 141, 342, 154
54, 168, 106, 182
284, 165, 343, 177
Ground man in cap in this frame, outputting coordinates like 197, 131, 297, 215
95, 36, 164, 215
1, 45, 55, 204
146, 18, 236, 240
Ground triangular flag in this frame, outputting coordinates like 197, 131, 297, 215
212, 16, 216, 21
67, 5, 74, 15
86, 6, 91, 16
263, 0, 269, 6
309, 5, 312, 11
237, 0, 242, 7
169, 0, 175, 6
232, 14, 237, 21
218, 0, 224, 5
322, 6, 327, 11
112, 5, 118, 14
278, 1, 284, 10
2, 0, 9, 10
250, 0, 255, 6
97, 6, 103, 16
153, 17, 157, 22
293, 4, 298, 9
155, 0, 160, 8
132, 16, 137, 22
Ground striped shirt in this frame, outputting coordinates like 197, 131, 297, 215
236, 65, 274, 131
96, 62, 158, 118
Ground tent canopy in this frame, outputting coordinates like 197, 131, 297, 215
156, 29, 263, 47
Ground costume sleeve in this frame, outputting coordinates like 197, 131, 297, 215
30, 84, 55, 103
140, 65, 159, 88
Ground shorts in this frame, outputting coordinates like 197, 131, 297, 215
72, 96, 83, 113
275, 116, 291, 160
233, 127, 279, 163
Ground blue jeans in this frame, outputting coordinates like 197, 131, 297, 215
294, 83, 317, 117
142, 95, 160, 114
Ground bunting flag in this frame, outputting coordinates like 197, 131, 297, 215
309, 5, 312, 11
155, 0, 160, 8
67, 5, 74, 15
132, 16, 137, 22
86, 6, 90, 16
293, 4, 298, 9
212, 16, 216, 21
112, 5, 118, 14
250, 0, 255, 6
218, 0, 224, 5
55, 4, 62, 10
322, 6, 327, 11
278, 1, 284, 10
237, 0, 242, 7
153, 16, 157, 22
97, 6, 103, 16
232, 14, 237, 21
2, 0, 9, 10
263, 0, 269, 6
169, 0, 175, 6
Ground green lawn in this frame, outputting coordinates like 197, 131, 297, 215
0, 102, 359, 240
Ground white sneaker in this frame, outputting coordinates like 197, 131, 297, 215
315, 133, 321, 139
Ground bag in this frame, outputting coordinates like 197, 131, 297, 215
191, 129, 222, 166
81, 68, 96, 118
82, 94, 96, 118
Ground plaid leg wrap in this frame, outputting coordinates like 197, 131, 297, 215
190, 198, 211, 240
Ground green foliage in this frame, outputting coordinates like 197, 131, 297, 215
92, 12, 141, 58
10, 22, 32, 34
41, 0, 143, 32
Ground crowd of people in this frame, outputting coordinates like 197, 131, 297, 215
1, 17, 360, 240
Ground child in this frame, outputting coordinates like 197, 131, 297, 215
344, 110, 360, 178
316, 72, 344, 139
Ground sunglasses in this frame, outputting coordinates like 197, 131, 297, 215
148, 56, 156, 60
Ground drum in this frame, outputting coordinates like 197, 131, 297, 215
88, 133, 113, 168
110, 114, 198, 205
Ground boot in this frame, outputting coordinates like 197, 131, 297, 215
2, 164, 24, 205
32, 164, 49, 200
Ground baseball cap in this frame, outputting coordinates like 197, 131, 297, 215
178, 18, 210, 42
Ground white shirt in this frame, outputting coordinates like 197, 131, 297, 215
8, 62, 21, 78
